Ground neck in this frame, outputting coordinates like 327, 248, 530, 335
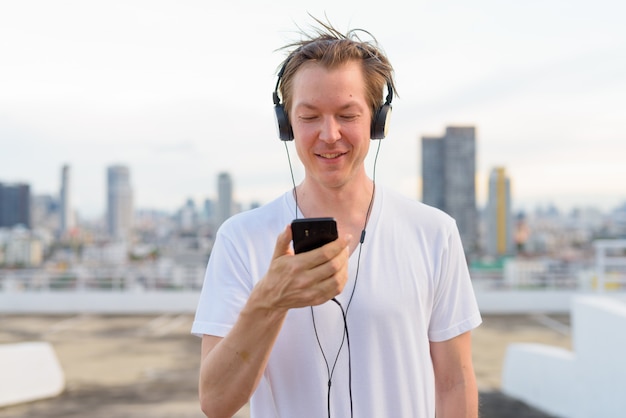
294, 178, 375, 252
297, 176, 372, 213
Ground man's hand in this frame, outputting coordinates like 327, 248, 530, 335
253, 224, 352, 310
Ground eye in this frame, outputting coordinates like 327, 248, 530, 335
340, 114, 358, 121
299, 115, 318, 122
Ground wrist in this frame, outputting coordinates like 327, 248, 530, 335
243, 284, 289, 323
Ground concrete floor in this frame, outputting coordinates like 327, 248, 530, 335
0, 313, 567, 417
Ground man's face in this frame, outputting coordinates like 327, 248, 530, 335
289, 60, 373, 191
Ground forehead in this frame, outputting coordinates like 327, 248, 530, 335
291, 60, 367, 104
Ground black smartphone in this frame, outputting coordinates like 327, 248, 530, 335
291, 217, 338, 254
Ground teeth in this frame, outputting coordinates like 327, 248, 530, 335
320, 153, 341, 158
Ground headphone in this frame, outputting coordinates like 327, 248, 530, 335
273, 61, 393, 141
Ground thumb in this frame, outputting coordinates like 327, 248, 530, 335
272, 224, 294, 259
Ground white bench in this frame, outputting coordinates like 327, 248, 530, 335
502, 296, 626, 418
0, 342, 65, 407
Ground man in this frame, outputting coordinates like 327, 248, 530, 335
192, 19, 482, 418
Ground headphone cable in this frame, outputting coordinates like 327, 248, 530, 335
284, 141, 300, 219
284, 138, 382, 418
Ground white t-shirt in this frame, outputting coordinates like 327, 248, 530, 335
192, 185, 482, 418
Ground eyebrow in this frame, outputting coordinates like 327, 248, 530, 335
294, 100, 364, 112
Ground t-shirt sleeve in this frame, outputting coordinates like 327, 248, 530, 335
191, 226, 253, 338
428, 219, 482, 342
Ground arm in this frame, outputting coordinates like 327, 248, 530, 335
199, 307, 286, 418
198, 225, 351, 418
430, 331, 479, 418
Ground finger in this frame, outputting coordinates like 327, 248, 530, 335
272, 224, 293, 259
300, 233, 352, 267
301, 235, 351, 283
308, 250, 351, 303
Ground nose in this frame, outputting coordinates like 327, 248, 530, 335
318, 116, 341, 143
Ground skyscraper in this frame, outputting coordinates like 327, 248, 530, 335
485, 167, 514, 256
59, 164, 74, 237
421, 126, 478, 254
216, 172, 233, 228
107, 165, 133, 240
0, 183, 31, 229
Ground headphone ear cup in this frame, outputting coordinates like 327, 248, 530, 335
274, 104, 294, 141
370, 104, 392, 139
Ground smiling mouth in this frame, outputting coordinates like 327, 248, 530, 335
318, 152, 345, 159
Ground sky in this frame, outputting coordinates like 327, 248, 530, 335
1, 0, 625, 220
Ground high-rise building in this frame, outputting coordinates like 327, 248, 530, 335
178, 198, 197, 232
216, 172, 233, 227
31, 194, 59, 230
485, 167, 515, 256
59, 164, 75, 237
421, 126, 478, 254
0, 183, 31, 229
203, 198, 215, 223
106, 165, 133, 240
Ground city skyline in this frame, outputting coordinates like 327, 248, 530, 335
1, 1, 625, 219
422, 126, 478, 253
